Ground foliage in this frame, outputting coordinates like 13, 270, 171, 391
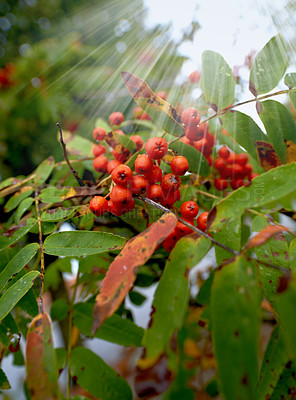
1, 34, 296, 400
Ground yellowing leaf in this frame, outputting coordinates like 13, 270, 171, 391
245, 225, 288, 250
92, 213, 178, 334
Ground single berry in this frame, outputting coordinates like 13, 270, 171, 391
130, 175, 149, 195
156, 91, 167, 100
230, 164, 245, 179
243, 163, 253, 176
204, 131, 215, 147
180, 201, 199, 219
111, 165, 133, 186
135, 154, 153, 174
230, 179, 245, 190
162, 231, 179, 252
161, 188, 181, 207
108, 200, 124, 216
193, 138, 211, 156
189, 70, 201, 83
248, 172, 260, 181
89, 196, 108, 216
109, 111, 124, 126
218, 146, 230, 160
93, 144, 106, 157
92, 127, 106, 141
133, 106, 151, 120
214, 177, 228, 191
196, 212, 209, 232
110, 185, 132, 206
235, 153, 249, 166
180, 136, 192, 145
171, 156, 189, 176
130, 135, 143, 151
144, 165, 162, 184
184, 125, 204, 142
145, 137, 168, 160
122, 198, 135, 214
181, 107, 201, 127
161, 173, 181, 193
147, 184, 163, 202
176, 220, 194, 237
93, 155, 108, 173
225, 152, 237, 164
107, 159, 121, 174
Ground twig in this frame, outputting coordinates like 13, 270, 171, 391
56, 123, 85, 187
0, 174, 36, 198
34, 185, 44, 314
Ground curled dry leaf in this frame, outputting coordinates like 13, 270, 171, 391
245, 224, 288, 250
26, 312, 60, 400
92, 212, 178, 334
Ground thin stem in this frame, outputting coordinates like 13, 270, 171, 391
57, 123, 85, 187
196, 189, 219, 199
34, 185, 44, 314
67, 267, 80, 400
0, 174, 36, 198
246, 208, 296, 237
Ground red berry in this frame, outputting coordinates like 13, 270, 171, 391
130, 175, 149, 195
109, 111, 124, 126
189, 70, 201, 83
207, 156, 212, 166
214, 178, 228, 191
193, 138, 212, 157
170, 156, 189, 176
135, 154, 153, 174
156, 91, 167, 100
180, 136, 192, 145
235, 153, 249, 166
176, 220, 195, 237
181, 107, 201, 127
110, 185, 132, 206
196, 212, 209, 232
133, 106, 151, 120
162, 231, 179, 252
107, 159, 121, 175
161, 188, 181, 207
89, 196, 108, 216
93, 155, 108, 173
114, 129, 125, 136
111, 165, 133, 186
144, 165, 162, 184
147, 184, 163, 202
108, 200, 124, 216
214, 157, 226, 171
92, 127, 106, 141
204, 131, 215, 147
130, 135, 143, 151
230, 164, 245, 179
243, 163, 253, 176
93, 144, 106, 157
112, 149, 129, 163
145, 137, 168, 160
184, 125, 204, 142
218, 146, 230, 160
180, 201, 199, 219
161, 173, 181, 193
248, 172, 260, 181
230, 179, 245, 190
122, 198, 135, 214
225, 153, 237, 164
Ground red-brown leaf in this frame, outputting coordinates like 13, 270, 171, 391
245, 225, 288, 250
26, 312, 60, 400
92, 213, 178, 334
256, 141, 282, 170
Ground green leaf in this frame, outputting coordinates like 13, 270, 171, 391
289, 91, 296, 114
39, 187, 69, 203
143, 235, 211, 361
252, 216, 290, 303
270, 360, 296, 400
258, 100, 296, 162
111, 130, 137, 153
4, 189, 33, 213
94, 117, 111, 132
196, 271, 215, 306
255, 326, 290, 400
220, 111, 267, 161
56, 348, 67, 373
214, 217, 241, 265
0, 177, 23, 192
249, 35, 287, 95
284, 72, 296, 89
201, 50, 235, 110
275, 271, 296, 355
71, 347, 132, 400
18, 289, 38, 317
34, 156, 55, 185
73, 302, 144, 347
0, 218, 37, 252
41, 206, 79, 222
169, 140, 210, 176
209, 163, 296, 233
128, 290, 146, 306
15, 197, 35, 224
0, 368, 11, 390
0, 270, 40, 320
61, 131, 93, 158
0, 243, 39, 293
50, 299, 69, 321
43, 231, 126, 257
211, 256, 260, 400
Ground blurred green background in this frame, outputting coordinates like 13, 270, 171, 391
0, 0, 191, 179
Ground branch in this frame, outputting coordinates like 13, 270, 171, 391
139, 196, 290, 274
34, 185, 44, 314
57, 123, 85, 187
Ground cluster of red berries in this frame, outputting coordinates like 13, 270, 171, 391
92, 111, 144, 174
163, 200, 209, 252
213, 146, 259, 191
179, 107, 215, 165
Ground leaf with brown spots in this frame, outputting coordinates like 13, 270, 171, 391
104, 130, 137, 154
256, 141, 282, 170
25, 312, 61, 400
245, 225, 288, 250
122, 71, 184, 136
92, 212, 177, 334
